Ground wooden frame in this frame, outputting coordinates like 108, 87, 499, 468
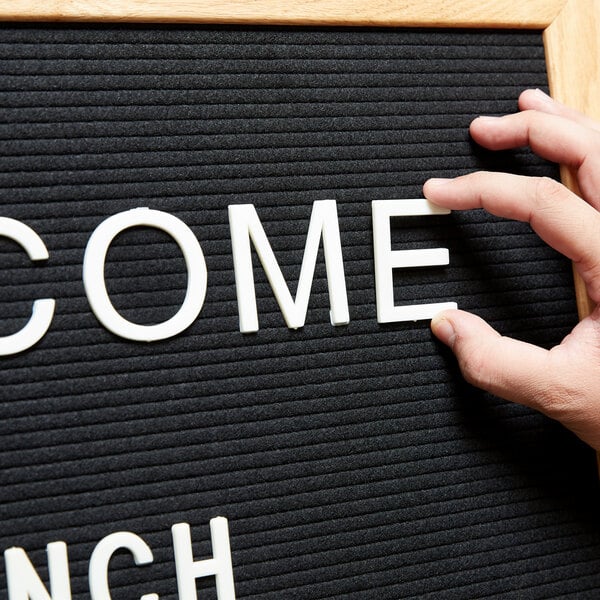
0, 0, 570, 28
1, 0, 599, 319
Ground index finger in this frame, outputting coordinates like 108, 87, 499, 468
423, 172, 600, 302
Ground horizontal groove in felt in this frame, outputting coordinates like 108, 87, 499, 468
0, 24, 599, 600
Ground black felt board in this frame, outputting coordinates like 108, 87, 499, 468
1, 24, 600, 599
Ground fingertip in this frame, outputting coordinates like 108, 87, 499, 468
432, 309, 499, 348
469, 115, 500, 131
517, 88, 537, 108
430, 310, 457, 347
469, 115, 506, 147
518, 88, 558, 114
423, 177, 451, 196
424, 177, 453, 188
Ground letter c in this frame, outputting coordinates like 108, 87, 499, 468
89, 531, 158, 600
0, 217, 54, 356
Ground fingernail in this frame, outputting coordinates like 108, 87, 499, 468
474, 115, 501, 123
425, 177, 452, 188
431, 314, 456, 347
534, 88, 553, 104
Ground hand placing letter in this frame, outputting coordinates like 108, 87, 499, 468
424, 89, 600, 450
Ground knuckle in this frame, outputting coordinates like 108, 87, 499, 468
532, 176, 565, 208
520, 108, 540, 127
465, 171, 494, 208
470, 170, 493, 191
535, 380, 583, 420
577, 265, 600, 303
572, 216, 600, 291
533, 351, 584, 419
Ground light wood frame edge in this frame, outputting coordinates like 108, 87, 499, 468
0, 0, 569, 28
545, 0, 600, 470
545, 0, 600, 321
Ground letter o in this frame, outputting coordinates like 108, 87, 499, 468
83, 208, 207, 342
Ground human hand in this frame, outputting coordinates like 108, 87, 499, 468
423, 88, 600, 450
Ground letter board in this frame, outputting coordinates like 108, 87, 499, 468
1, 23, 600, 599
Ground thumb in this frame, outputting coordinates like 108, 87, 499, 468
431, 309, 553, 412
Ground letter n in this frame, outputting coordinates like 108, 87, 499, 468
4, 542, 71, 600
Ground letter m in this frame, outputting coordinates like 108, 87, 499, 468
228, 200, 349, 333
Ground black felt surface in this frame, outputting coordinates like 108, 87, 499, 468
1, 24, 600, 599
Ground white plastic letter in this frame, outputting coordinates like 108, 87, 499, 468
172, 518, 235, 600
0, 218, 55, 356
83, 208, 207, 341
89, 532, 157, 600
5, 542, 71, 600
228, 200, 349, 332
372, 199, 457, 322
